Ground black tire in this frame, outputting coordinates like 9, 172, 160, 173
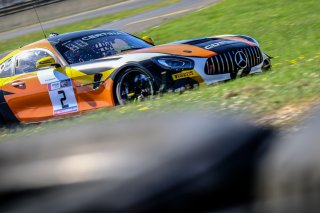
261, 58, 272, 71
230, 69, 238, 79
115, 67, 155, 105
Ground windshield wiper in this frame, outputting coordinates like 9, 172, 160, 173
121, 47, 143, 52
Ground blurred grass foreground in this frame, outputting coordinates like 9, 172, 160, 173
0, 0, 319, 138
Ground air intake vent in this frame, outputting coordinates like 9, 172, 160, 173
205, 46, 263, 75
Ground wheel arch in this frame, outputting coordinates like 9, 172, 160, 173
110, 63, 158, 105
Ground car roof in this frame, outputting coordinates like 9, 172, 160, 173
47, 29, 125, 43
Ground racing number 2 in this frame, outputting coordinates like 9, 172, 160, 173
58, 90, 69, 109
49, 85, 78, 115
40, 73, 78, 115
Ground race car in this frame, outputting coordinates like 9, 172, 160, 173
0, 29, 271, 124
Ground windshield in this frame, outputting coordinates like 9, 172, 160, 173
54, 31, 152, 64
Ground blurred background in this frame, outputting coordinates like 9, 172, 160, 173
0, 0, 125, 32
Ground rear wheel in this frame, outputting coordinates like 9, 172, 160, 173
115, 67, 155, 105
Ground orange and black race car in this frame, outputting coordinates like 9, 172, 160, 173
0, 30, 271, 124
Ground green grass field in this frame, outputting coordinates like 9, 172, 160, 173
0, 0, 319, 139
137, 0, 320, 119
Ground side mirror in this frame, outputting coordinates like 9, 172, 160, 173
142, 36, 155, 45
36, 56, 61, 69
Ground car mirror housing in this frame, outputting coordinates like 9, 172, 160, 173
142, 36, 155, 45
36, 56, 61, 69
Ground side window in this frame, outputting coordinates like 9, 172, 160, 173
15, 50, 51, 74
0, 58, 14, 78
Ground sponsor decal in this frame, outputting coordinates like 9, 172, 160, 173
172, 70, 197, 80
54, 106, 78, 115
204, 41, 227, 50
48, 79, 72, 91
48, 81, 61, 90
37, 70, 78, 116
81, 32, 123, 41
37, 69, 68, 84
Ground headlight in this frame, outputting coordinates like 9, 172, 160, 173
154, 57, 194, 71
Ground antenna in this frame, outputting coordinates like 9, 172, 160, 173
33, 0, 47, 38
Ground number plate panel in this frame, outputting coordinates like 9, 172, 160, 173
48, 79, 78, 115
38, 69, 79, 116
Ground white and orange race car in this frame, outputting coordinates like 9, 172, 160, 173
0, 30, 271, 124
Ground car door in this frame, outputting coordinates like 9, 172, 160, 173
0, 57, 20, 123
67, 63, 116, 112
1, 49, 79, 123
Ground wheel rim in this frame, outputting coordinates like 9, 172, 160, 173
116, 69, 154, 104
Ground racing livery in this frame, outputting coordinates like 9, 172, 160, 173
0, 30, 271, 124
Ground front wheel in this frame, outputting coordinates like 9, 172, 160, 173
115, 67, 155, 105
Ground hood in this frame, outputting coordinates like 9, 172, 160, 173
171, 36, 257, 54
130, 44, 216, 57
129, 36, 257, 57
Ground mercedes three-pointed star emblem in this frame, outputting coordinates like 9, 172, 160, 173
234, 51, 248, 69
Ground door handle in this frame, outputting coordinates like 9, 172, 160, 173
12, 81, 25, 87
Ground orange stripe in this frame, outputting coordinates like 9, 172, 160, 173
132, 44, 216, 57
214, 36, 257, 46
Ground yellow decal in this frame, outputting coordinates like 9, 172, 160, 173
0, 50, 21, 65
172, 70, 197, 80
0, 75, 22, 87
101, 69, 115, 81
66, 67, 115, 80
66, 67, 115, 88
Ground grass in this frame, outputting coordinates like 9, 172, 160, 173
137, 0, 320, 115
0, 0, 181, 53
1, 0, 319, 139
